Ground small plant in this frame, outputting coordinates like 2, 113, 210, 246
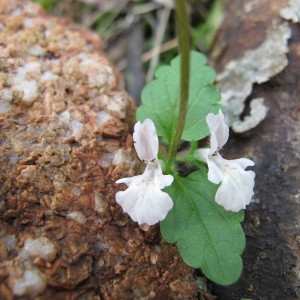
115, 0, 255, 286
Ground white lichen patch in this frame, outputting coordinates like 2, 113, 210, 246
66, 211, 87, 224
11, 268, 46, 298
280, 0, 300, 23
28, 45, 45, 56
40, 71, 58, 81
97, 110, 112, 132
94, 193, 108, 214
20, 237, 57, 262
71, 186, 81, 196
217, 22, 291, 132
58, 110, 84, 140
70, 120, 84, 139
98, 148, 133, 168
24, 1, 40, 15
112, 149, 132, 165
3, 235, 18, 250
10, 62, 41, 105
99, 152, 115, 168
230, 98, 269, 132
100, 92, 129, 119
78, 52, 116, 88
23, 17, 34, 28
0, 89, 13, 113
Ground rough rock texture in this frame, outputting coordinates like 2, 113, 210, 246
0, 1, 199, 299
213, 0, 291, 133
211, 0, 300, 299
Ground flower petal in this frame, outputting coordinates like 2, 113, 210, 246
206, 110, 229, 154
207, 154, 224, 184
194, 149, 223, 184
133, 119, 159, 162
208, 154, 255, 212
116, 164, 173, 225
194, 148, 210, 163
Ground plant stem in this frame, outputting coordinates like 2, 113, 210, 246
168, 0, 190, 159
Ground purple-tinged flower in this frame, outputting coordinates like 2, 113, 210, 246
116, 119, 173, 225
195, 110, 255, 212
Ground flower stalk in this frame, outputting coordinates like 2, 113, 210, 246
168, 0, 190, 159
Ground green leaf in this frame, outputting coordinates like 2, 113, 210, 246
160, 171, 245, 285
137, 51, 222, 145
31, 0, 59, 12
192, 0, 224, 51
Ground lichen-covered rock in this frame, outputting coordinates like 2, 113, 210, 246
0, 1, 199, 299
212, 0, 292, 133
210, 0, 300, 299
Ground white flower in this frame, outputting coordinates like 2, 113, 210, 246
132, 118, 159, 163
195, 110, 255, 212
115, 119, 174, 225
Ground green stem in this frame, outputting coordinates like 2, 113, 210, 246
168, 0, 190, 158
